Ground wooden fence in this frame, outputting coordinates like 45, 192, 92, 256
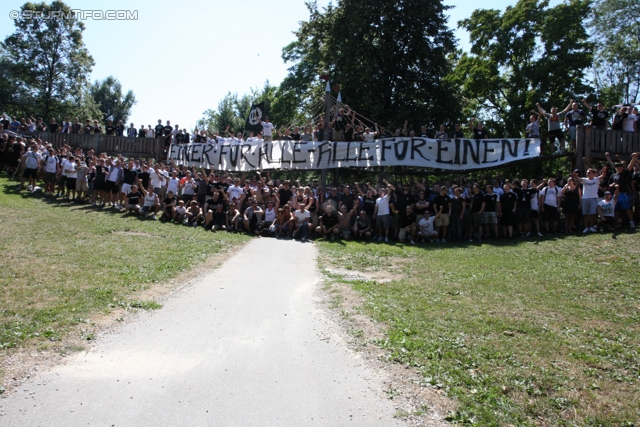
574, 126, 639, 173
31, 132, 166, 162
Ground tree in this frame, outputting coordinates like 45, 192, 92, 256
89, 76, 137, 125
451, 0, 593, 137
1, 1, 94, 119
281, 0, 460, 133
590, 0, 640, 104
197, 92, 251, 135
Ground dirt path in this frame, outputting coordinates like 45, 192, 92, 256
0, 238, 405, 426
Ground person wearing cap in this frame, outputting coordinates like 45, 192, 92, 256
605, 151, 638, 228
597, 183, 622, 231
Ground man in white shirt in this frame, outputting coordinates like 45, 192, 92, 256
579, 166, 606, 232
261, 116, 275, 142
623, 107, 637, 132
20, 145, 42, 191
293, 202, 311, 242
42, 148, 59, 195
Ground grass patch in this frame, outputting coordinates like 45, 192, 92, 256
0, 177, 249, 379
317, 236, 640, 426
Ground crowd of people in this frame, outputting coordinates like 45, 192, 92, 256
2, 98, 636, 151
2, 129, 639, 244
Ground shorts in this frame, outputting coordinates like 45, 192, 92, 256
398, 226, 414, 240
616, 193, 631, 210
548, 129, 565, 141
569, 126, 577, 141
470, 212, 482, 227
482, 211, 498, 224
339, 227, 351, 238
22, 168, 37, 179
581, 198, 598, 215
121, 183, 132, 195
500, 210, 516, 226
435, 214, 450, 227
94, 179, 106, 191
391, 215, 400, 227
543, 204, 559, 222
105, 180, 119, 194
376, 214, 391, 229
44, 172, 57, 185
530, 209, 539, 219
76, 179, 88, 192
65, 177, 76, 190
126, 204, 140, 211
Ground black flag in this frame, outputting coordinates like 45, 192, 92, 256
245, 102, 265, 134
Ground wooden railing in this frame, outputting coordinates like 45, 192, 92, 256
575, 126, 639, 172
30, 132, 166, 162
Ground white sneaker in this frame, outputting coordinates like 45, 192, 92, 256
590, 227, 597, 232
385, 237, 389, 242
525, 232, 531, 237
583, 227, 589, 234
410, 240, 415, 245
630, 221, 636, 229
441, 238, 446, 243
537, 232, 543, 237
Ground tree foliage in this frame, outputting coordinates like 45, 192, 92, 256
451, 0, 593, 137
89, 76, 137, 125
280, 0, 460, 132
590, 0, 640, 104
1, 1, 94, 119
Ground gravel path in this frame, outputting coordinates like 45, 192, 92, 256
0, 238, 403, 426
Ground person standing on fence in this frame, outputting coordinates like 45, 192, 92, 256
564, 101, 587, 152
154, 120, 164, 139
127, 123, 137, 138
537, 101, 572, 153
582, 100, 609, 131
623, 107, 637, 132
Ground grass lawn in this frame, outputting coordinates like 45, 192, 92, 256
317, 233, 640, 426
0, 176, 249, 387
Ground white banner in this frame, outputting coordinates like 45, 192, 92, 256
168, 137, 540, 171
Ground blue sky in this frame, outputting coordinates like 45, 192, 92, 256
1, 0, 536, 129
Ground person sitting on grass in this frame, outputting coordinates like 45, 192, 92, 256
316, 204, 340, 240
336, 203, 359, 240
139, 185, 160, 220
597, 183, 622, 231
184, 200, 202, 227
205, 203, 227, 232
417, 210, 441, 243
243, 199, 264, 236
125, 184, 144, 215
397, 204, 418, 244
291, 202, 311, 241
352, 210, 373, 240
226, 204, 241, 232
162, 190, 177, 221
174, 200, 187, 223
277, 204, 293, 238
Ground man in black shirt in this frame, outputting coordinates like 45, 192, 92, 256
155, 120, 164, 139
125, 184, 144, 215
469, 119, 488, 139
316, 208, 339, 240
48, 117, 59, 133
469, 183, 485, 242
499, 183, 518, 238
105, 120, 115, 136
483, 185, 499, 238
582, 100, 609, 130
606, 151, 638, 228
433, 187, 452, 242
